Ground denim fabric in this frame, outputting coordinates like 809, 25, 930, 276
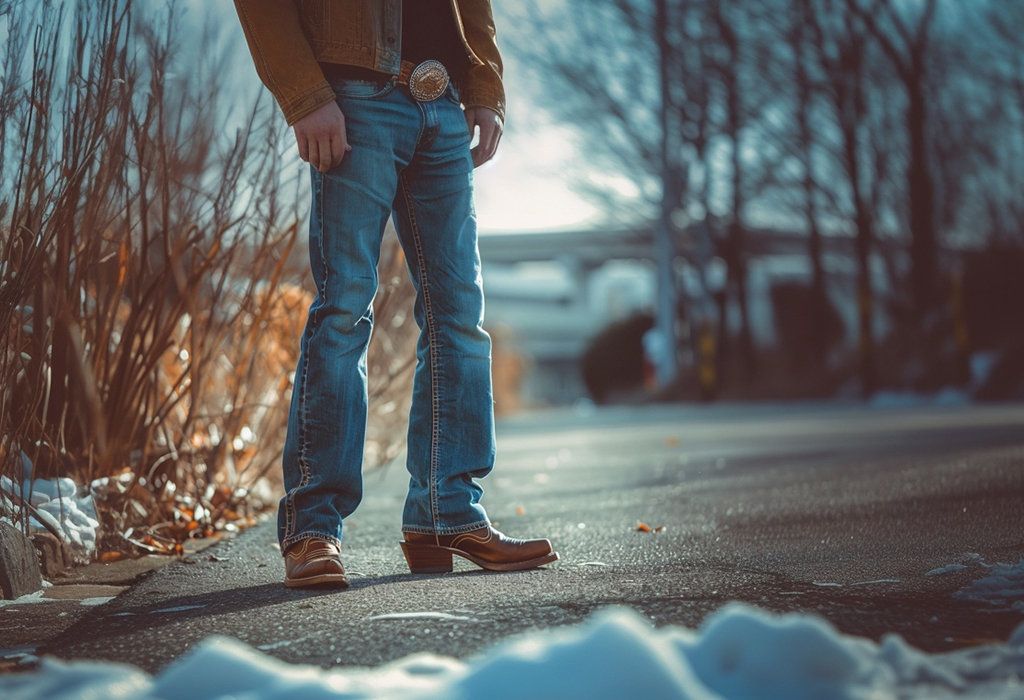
278, 75, 495, 552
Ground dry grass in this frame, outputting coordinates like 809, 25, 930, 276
0, 0, 416, 558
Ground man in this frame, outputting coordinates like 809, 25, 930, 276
232, 0, 558, 588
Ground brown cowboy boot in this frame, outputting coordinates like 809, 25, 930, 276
401, 525, 558, 574
283, 538, 350, 588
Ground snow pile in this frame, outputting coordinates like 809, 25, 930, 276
3, 605, 1024, 700
926, 564, 968, 577
954, 558, 1024, 612
0, 473, 100, 555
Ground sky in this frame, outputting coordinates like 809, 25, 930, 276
206, 1, 600, 235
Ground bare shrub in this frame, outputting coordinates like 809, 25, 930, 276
0, 0, 415, 557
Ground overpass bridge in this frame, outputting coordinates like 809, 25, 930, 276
478, 224, 892, 267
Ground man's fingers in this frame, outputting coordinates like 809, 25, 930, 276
463, 107, 503, 167
472, 121, 500, 167
293, 101, 350, 170
487, 127, 502, 162
470, 121, 490, 166
330, 138, 345, 171
307, 138, 321, 172
317, 135, 332, 173
482, 122, 500, 160
330, 132, 347, 170
331, 116, 356, 169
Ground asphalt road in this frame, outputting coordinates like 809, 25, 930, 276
9, 402, 1024, 673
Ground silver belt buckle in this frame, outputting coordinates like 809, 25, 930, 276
409, 60, 449, 102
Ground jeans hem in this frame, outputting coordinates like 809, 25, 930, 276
280, 531, 341, 556
401, 519, 489, 537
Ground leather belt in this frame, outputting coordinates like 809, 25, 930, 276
397, 59, 450, 102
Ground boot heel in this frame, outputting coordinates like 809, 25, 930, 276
401, 542, 454, 574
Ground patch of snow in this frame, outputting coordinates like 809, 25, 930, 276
954, 558, 1024, 610
926, 564, 968, 577
850, 579, 901, 586
0, 646, 37, 659
369, 612, 474, 622
0, 658, 151, 700
0, 591, 54, 608
2, 475, 101, 555
80, 597, 117, 607
811, 582, 842, 587
2, 606, 1024, 699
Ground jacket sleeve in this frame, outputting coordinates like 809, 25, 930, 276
458, 0, 506, 122
232, 0, 336, 126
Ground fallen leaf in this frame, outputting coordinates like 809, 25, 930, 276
665, 436, 680, 447
653, 526, 666, 533
637, 523, 651, 532
516, 505, 526, 515
100, 551, 124, 563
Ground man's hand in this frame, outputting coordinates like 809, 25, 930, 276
294, 100, 351, 173
465, 106, 503, 168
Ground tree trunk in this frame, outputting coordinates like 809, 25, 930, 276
906, 79, 938, 323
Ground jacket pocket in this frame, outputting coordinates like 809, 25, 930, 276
332, 0, 364, 46
301, 0, 362, 48
300, 0, 326, 27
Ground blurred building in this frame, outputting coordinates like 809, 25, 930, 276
480, 226, 890, 408
480, 229, 654, 407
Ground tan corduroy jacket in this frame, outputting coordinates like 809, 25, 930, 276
232, 0, 505, 126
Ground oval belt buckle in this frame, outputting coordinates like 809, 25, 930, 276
409, 60, 449, 102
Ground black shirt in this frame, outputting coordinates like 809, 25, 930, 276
403, 0, 466, 76
320, 1, 468, 87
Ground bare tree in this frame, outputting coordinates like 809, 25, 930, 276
846, 0, 939, 324
809, 0, 879, 394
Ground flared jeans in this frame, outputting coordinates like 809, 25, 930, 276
277, 74, 495, 553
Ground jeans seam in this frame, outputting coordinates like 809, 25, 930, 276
284, 171, 328, 546
399, 174, 443, 533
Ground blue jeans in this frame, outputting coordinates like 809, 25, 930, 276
278, 75, 495, 552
